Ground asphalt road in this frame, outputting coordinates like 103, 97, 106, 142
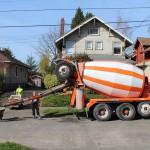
0, 106, 150, 150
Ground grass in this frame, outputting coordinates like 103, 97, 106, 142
41, 93, 106, 107
41, 94, 70, 107
0, 142, 29, 150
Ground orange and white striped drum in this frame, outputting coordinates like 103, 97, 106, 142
79, 61, 145, 98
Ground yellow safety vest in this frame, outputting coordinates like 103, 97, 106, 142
16, 87, 23, 96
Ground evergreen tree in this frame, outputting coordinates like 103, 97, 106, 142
0, 47, 14, 57
84, 12, 94, 21
71, 7, 84, 29
26, 55, 38, 73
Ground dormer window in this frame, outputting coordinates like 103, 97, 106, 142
89, 28, 99, 35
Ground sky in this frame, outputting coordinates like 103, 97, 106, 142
0, 0, 150, 63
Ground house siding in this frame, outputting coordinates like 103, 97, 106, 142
136, 44, 143, 63
62, 21, 125, 57
0, 63, 28, 91
4, 64, 28, 84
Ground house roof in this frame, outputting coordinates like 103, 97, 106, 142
134, 37, 150, 48
0, 51, 30, 68
55, 15, 133, 46
141, 46, 150, 53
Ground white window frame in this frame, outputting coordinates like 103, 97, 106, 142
113, 42, 122, 55
86, 41, 93, 50
95, 41, 103, 50
89, 28, 99, 35
66, 40, 75, 54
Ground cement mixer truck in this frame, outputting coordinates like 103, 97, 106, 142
1, 58, 150, 121
54, 59, 150, 121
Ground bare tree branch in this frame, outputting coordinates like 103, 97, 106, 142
115, 12, 132, 38
35, 27, 59, 62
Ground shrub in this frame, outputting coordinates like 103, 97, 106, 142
44, 74, 60, 89
65, 53, 92, 63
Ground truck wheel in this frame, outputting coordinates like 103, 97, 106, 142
55, 61, 74, 81
93, 103, 112, 121
116, 103, 136, 121
137, 102, 150, 118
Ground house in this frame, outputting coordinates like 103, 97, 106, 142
134, 37, 150, 81
0, 51, 30, 91
30, 75, 43, 87
55, 16, 133, 62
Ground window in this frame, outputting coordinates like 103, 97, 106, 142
25, 69, 26, 78
15, 66, 18, 77
113, 42, 121, 55
86, 41, 93, 50
89, 28, 99, 35
96, 41, 103, 50
66, 41, 75, 54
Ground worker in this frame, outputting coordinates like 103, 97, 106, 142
31, 91, 41, 119
16, 84, 23, 97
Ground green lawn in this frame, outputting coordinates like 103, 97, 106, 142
41, 93, 106, 107
0, 142, 29, 150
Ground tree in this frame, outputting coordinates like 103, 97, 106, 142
36, 28, 59, 63
115, 12, 134, 57
0, 47, 14, 58
39, 53, 50, 76
115, 12, 132, 38
71, 7, 85, 29
26, 55, 38, 73
84, 12, 94, 21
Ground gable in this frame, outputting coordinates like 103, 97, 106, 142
0, 53, 10, 62
0, 51, 30, 69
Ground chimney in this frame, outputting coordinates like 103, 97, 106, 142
60, 18, 65, 36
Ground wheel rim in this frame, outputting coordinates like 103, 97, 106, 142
98, 108, 109, 119
123, 108, 130, 116
140, 104, 150, 115
59, 66, 69, 76
121, 107, 132, 117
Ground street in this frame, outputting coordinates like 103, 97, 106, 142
0, 107, 150, 150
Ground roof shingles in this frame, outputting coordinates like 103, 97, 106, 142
0, 51, 30, 68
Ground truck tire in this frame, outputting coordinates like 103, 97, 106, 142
55, 61, 74, 81
116, 103, 136, 121
137, 102, 150, 118
93, 103, 112, 121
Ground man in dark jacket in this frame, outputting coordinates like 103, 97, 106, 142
31, 91, 41, 119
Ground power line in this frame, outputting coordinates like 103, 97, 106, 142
0, 23, 149, 44
129, 14, 150, 35
0, 40, 39, 44
0, 21, 150, 28
0, 24, 66, 28
0, 7, 150, 13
